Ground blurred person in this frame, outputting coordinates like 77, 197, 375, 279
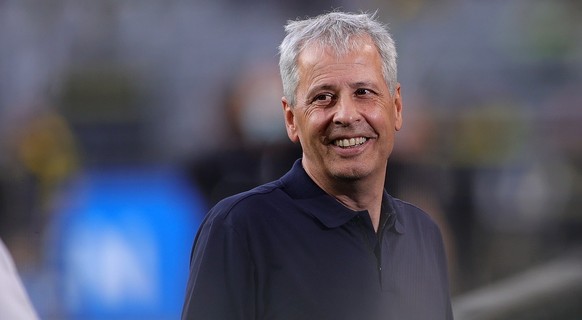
0, 238, 39, 320
188, 62, 301, 207
182, 11, 452, 320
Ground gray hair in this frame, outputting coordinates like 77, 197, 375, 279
278, 11, 398, 106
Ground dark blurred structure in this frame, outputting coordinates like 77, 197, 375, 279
187, 62, 301, 207
0, 0, 581, 319
453, 251, 582, 320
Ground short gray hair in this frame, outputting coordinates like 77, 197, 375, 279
278, 11, 397, 106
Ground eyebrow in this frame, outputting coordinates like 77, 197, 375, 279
307, 84, 336, 94
304, 80, 380, 103
307, 81, 374, 94
349, 81, 378, 90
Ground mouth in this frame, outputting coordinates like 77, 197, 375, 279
333, 137, 368, 148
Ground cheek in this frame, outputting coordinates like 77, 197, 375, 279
302, 109, 330, 134
365, 108, 393, 131
293, 114, 313, 144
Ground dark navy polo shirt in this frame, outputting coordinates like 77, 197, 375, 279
182, 160, 453, 320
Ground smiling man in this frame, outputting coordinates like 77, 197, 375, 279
182, 12, 453, 320
283, 34, 402, 233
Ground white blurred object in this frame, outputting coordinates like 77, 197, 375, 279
0, 238, 39, 320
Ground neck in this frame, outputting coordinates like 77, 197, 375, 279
304, 166, 385, 231
334, 186, 384, 231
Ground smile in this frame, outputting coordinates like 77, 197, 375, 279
333, 137, 367, 148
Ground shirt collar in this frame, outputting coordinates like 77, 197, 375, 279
280, 159, 405, 234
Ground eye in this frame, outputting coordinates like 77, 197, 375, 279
355, 88, 373, 96
312, 93, 335, 106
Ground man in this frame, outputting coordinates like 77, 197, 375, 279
182, 11, 453, 320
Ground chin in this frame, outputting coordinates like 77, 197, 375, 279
330, 166, 369, 181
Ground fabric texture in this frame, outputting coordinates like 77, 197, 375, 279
182, 159, 453, 320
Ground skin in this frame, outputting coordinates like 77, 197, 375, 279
282, 36, 403, 231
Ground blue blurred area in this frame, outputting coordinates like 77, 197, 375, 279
46, 167, 205, 319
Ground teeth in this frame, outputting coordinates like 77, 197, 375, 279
334, 137, 367, 148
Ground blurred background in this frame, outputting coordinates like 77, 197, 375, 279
1, 0, 581, 319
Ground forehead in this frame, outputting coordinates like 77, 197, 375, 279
296, 36, 384, 86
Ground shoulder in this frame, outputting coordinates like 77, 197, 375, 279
203, 180, 287, 226
391, 197, 441, 235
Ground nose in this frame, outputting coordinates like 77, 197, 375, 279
332, 97, 361, 126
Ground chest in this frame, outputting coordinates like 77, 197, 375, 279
246, 215, 445, 319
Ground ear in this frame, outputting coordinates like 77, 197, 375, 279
393, 83, 403, 131
282, 97, 300, 143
